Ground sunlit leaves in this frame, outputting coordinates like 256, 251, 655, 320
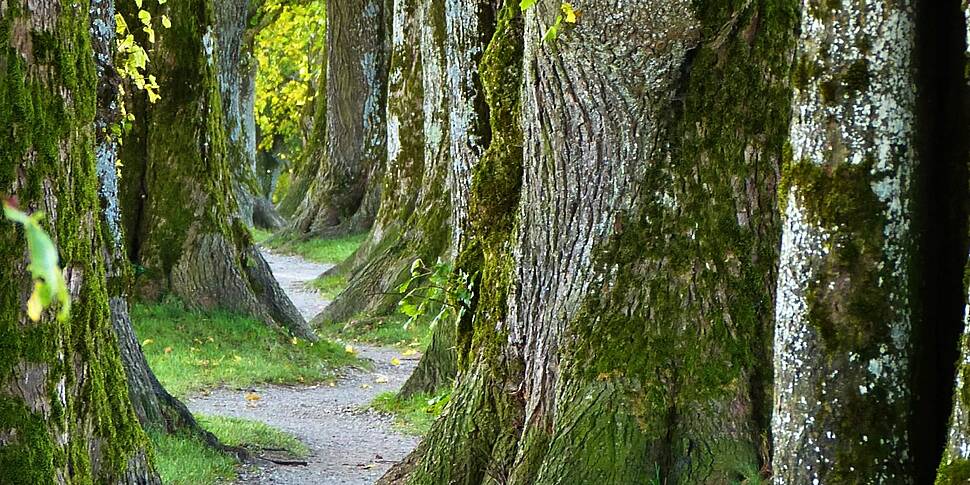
395, 259, 474, 332
115, 0, 170, 107
2, 202, 70, 322
254, 0, 326, 158
520, 0, 579, 43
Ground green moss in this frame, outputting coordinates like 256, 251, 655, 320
0, 1, 152, 482
937, 459, 970, 485
544, 1, 795, 482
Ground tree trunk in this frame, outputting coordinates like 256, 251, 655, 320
771, 1, 919, 482
288, 0, 389, 238
90, 0, 218, 441
216, 0, 285, 230
0, 1, 159, 482
396, 0, 496, 398
383, 0, 794, 483
278, 41, 328, 219
119, 0, 314, 340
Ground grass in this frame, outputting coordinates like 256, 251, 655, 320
371, 389, 451, 435
318, 315, 434, 349
150, 415, 308, 484
251, 227, 274, 244
260, 232, 367, 264
149, 430, 237, 485
196, 414, 309, 457
311, 273, 347, 300
132, 299, 359, 398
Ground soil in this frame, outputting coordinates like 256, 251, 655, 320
186, 249, 420, 484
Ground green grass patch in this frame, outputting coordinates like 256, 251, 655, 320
196, 414, 309, 457
149, 430, 236, 485
132, 299, 359, 398
317, 315, 434, 348
250, 227, 274, 244
371, 389, 451, 435
311, 273, 347, 300
262, 232, 366, 264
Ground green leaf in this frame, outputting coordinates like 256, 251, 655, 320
520, 0, 537, 10
2, 203, 71, 322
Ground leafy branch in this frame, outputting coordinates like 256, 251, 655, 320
395, 259, 474, 332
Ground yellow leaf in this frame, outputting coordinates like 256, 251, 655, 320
402, 349, 418, 357
360, 384, 371, 389
233, 355, 242, 362
26, 286, 42, 321
141, 338, 155, 346
163, 346, 173, 354
390, 357, 401, 366
562, 2, 577, 23
245, 392, 261, 401
292, 337, 300, 345
375, 376, 389, 384
345, 344, 356, 354
161, 15, 171, 29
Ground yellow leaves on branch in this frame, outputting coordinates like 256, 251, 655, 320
115, 0, 171, 105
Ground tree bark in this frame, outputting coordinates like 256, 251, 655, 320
288, 0, 389, 238
0, 1, 159, 482
383, 0, 794, 483
771, 1, 919, 482
216, 0, 285, 230
90, 0, 218, 442
119, 0, 314, 340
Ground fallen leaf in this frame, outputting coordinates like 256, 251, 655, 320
163, 346, 173, 354
375, 376, 389, 384
401, 349, 418, 357
345, 344, 356, 354
245, 392, 261, 402
390, 357, 401, 366
141, 338, 155, 346
360, 384, 371, 389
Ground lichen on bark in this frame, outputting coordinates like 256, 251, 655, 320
772, 0, 919, 482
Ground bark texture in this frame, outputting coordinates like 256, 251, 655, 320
119, 0, 314, 340
0, 1, 159, 482
771, 1, 919, 482
90, 0, 209, 439
288, 0, 389, 237
216, 0, 285, 230
384, 0, 794, 483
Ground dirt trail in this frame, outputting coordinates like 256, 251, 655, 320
186, 249, 419, 484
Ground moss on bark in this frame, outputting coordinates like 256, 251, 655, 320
118, 0, 313, 340
0, 1, 158, 482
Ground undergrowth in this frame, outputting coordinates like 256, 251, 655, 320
371, 388, 452, 435
132, 299, 359, 397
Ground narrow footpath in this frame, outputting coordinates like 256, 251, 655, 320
186, 250, 419, 484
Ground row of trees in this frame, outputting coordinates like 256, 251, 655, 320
2, 0, 970, 483
309, 0, 970, 483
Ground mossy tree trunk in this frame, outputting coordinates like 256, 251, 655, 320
119, 0, 314, 340
771, 1, 919, 482
385, 0, 794, 483
397, 0, 496, 398
288, 0, 389, 238
0, 0, 159, 481
91, 0, 216, 440
216, 0, 285, 230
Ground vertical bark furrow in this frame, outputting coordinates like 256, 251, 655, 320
772, 1, 918, 482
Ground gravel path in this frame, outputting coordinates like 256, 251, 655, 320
186, 249, 419, 484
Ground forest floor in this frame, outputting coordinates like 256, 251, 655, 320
186, 249, 420, 484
